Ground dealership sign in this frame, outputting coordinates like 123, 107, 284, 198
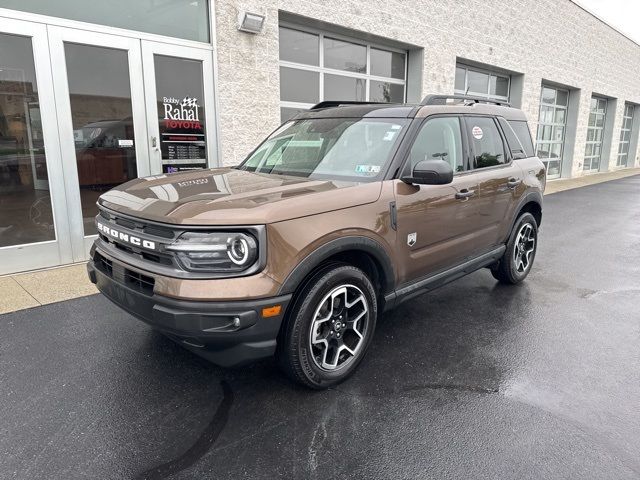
162, 96, 202, 130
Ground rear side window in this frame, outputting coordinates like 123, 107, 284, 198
465, 116, 506, 169
508, 120, 535, 158
497, 117, 527, 160
405, 116, 465, 174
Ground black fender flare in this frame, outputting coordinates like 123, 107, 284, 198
506, 190, 543, 242
277, 236, 396, 297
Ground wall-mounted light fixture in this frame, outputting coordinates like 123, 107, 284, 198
237, 11, 265, 34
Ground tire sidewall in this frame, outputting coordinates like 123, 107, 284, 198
291, 265, 377, 388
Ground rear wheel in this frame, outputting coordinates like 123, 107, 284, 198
492, 212, 538, 284
277, 264, 377, 389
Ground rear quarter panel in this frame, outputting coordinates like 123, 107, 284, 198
497, 156, 545, 242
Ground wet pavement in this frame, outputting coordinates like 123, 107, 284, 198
1, 175, 639, 480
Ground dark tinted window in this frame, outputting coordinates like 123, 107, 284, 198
466, 117, 506, 169
508, 120, 535, 157
497, 117, 526, 159
406, 117, 465, 174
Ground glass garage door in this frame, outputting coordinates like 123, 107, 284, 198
616, 103, 634, 167
584, 97, 607, 173
535, 86, 568, 179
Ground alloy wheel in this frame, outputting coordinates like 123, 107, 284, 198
309, 284, 369, 371
513, 222, 536, 273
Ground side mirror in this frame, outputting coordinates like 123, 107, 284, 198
402, 159, 453, 185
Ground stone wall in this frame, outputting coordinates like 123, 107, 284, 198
213, 0, 640, 174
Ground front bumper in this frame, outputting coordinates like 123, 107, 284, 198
87, 254, 291, 367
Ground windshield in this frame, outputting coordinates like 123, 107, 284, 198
238, 117, 408, 181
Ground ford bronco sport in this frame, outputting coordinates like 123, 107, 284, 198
88, 94, 545, 389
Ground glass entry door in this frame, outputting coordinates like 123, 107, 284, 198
0, 18, 72, 274
1, 25, 218, 274
141, 41, 216, 174
49, 27, 151, 261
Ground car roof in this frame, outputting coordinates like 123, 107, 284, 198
292, 100, 528, 122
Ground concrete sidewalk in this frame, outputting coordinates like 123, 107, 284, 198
544, 167, 640, 194
0, 264, 97, 314
1, 168, 638, 315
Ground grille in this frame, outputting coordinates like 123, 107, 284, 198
94, 252, 155, 294
97, 207, 176, 267
96, 252, 113, 275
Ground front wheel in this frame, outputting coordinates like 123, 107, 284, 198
277, 264, 377, 389
492, 212, 538, 284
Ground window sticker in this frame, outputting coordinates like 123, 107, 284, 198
390, 124, 402, 130
472, 126, 483, 140
355, 164, 381, 174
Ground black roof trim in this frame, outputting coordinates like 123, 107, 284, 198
421, 94, 511, 107
309, 101, 391, 110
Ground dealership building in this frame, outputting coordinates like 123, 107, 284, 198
0, 0, 639, 275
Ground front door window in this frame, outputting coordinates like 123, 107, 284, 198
0, 33, 55, 248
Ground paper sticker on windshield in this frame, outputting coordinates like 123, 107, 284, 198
355, 165, 381, 174
472, 126, 483, 139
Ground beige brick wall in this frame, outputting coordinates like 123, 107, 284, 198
213, 0, 640, 174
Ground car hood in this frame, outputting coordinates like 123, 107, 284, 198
97, 167, 382, 225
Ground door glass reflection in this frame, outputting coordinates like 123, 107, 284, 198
64, 43, 137, 236
0, 33, 55, 248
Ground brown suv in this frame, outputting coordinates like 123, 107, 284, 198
87, 95, 545, 389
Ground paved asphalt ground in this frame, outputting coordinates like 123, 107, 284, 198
1, 176, 639, 480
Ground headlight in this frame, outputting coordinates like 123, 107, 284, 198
166, 231, 258, 273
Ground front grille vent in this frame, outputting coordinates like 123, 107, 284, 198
94, 252, 155, 295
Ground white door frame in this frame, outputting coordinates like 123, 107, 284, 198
0, 18, 72, 274
48, 26, 152, 261
141, 40, 219, 174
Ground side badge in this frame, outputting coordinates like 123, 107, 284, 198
407, 232, 417, 247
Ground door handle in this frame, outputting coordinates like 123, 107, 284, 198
455, 189, 475, 200
507, 178, 522, 189
151, 136, 159, 151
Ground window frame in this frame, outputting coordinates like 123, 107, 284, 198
454, 64, 511, 103
278, 23, 408, 121
463, 114, 512, 172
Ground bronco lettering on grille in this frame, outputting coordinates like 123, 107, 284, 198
97, 222, 156, 250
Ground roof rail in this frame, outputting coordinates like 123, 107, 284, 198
309, 100, 388, 110
421, 94, 511, 107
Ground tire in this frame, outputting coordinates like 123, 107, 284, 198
491, 212, 538, 285
276, 264, 378, 389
